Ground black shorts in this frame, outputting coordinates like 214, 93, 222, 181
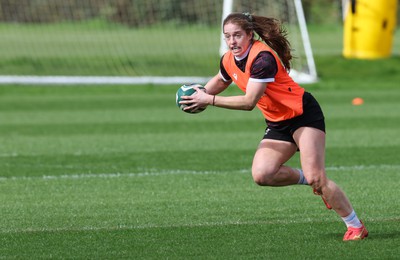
263, 92, 325, 144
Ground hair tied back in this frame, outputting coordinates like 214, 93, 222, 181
242, 12, 253, 22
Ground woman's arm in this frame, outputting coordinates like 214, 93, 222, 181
212, 80, 266, 111
180, 74, 267, 112
204, 74, 231, 95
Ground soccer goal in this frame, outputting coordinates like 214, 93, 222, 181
0, 0, 317, 85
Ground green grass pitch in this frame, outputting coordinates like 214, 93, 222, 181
1, 80, 399, 258
0, 24, 400, 258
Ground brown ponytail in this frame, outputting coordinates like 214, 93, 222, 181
223, 13, 292, 70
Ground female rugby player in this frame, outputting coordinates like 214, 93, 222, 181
179, 12, 367, 241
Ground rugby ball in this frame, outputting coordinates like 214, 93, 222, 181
176, 83, 206, 114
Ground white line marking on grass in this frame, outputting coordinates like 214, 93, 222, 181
0, 152, 18, 157
326, 165, 400, 171
0, 220, 329, 234
0, 169, 249, 182
1, 164, 400, 182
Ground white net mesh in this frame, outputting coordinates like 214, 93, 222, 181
0, 0, 316, 84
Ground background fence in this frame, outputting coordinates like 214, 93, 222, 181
3, 0, 396, 26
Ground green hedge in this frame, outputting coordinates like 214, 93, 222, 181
0, 0, 398, 26
0, 0, 221, 26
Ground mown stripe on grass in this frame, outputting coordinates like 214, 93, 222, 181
0, 216, 399, 235
1, 164, 399, 182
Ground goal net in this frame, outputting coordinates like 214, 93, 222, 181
0, 0, 317, 85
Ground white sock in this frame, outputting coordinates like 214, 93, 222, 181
341, 210, 362, 228
297, 169, 308, 185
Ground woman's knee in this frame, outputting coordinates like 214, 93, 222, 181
251, 164, 279, 186
306, 173, 327, 193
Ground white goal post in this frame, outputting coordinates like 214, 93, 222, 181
0, 0, 317, 85
292, 0, 318, 83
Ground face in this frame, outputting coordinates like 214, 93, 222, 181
223, 22, 253, 57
